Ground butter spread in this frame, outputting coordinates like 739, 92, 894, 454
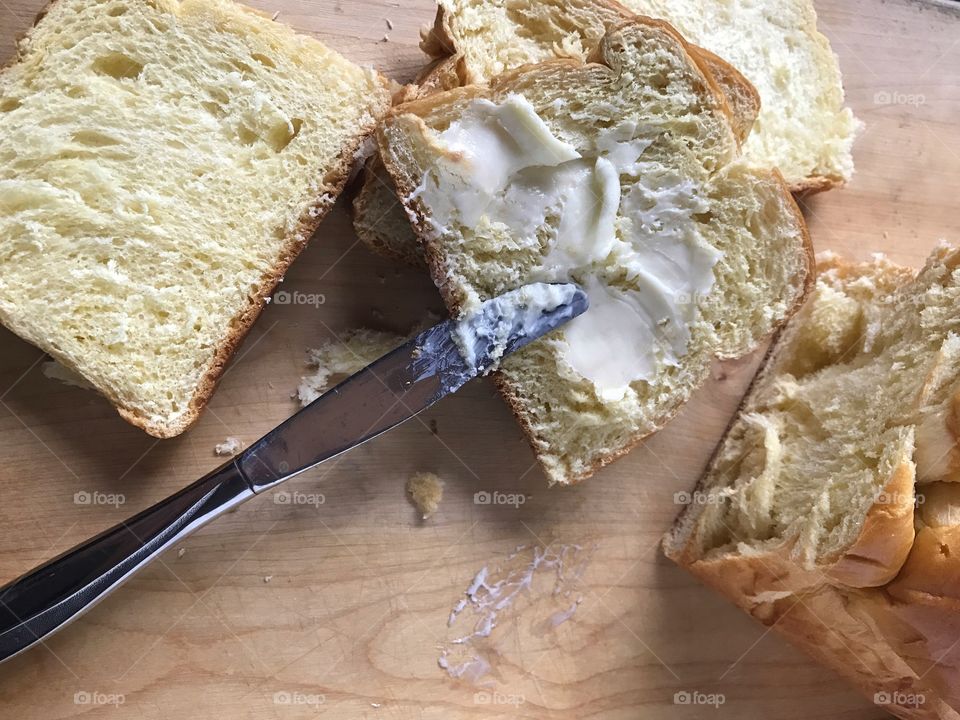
414, 93, 722, 401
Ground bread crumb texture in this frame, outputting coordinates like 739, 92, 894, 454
666, 246, 960, 717
214, 436, 243, 456
0, 0, 390, 437
406, 472, 445, 519
297, 328, 405, 406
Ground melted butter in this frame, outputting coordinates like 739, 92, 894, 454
414, 93, 722, 401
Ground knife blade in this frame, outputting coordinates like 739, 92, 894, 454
0, 282, 588, 664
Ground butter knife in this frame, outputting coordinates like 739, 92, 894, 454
0, 282, 587, 664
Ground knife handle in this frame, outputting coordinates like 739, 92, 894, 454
0, 460, 254, 663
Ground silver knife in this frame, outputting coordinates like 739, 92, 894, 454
0, 282, 587, 664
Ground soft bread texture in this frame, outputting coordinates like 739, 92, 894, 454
0, 0, 391, 437
665, 247, 960, 719
378, 19, 812, 484
424, 0, 858, 191
352, 0, 760, 268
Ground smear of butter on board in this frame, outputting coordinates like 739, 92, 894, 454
438, 542, 593, 684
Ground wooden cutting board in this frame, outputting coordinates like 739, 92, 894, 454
0, 0, 958, 717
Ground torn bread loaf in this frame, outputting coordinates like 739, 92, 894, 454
0, 0, 391, 437
665, 247, 960, 719
353, 0, 761, 267
377, 19, 812, 484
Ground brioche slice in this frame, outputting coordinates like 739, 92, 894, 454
425, 0, 859, 192
0, 0, 391, 437
377, 19, 812, 484
353, 0, 760, 268
665, 247, 960, 718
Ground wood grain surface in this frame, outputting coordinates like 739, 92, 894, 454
0, 0, 958, 718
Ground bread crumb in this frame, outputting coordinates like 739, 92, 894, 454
215, 437, 244, 456
42, 361, 94, 390
381, 34, 390, 43
263, 575, 273, 583
406, 472, 445, 519
297, 328, 404, 406
177, 547, 186, 558
271, 10, 279, 21
371, 702, 381, 708
385, 18, 393, 30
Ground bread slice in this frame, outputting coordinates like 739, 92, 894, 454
352, 0, 760, 268
664, 247, 960, 718
424, 0, 859, 192
377, 19, 813, 484
0, 0, 391, 437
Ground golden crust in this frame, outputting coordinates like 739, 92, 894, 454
827, 457, 917, 588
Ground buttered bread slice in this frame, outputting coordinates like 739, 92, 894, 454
378, 19, 812, 484
0, 0, 391, 437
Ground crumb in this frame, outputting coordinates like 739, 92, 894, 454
406, 472, 445, 519
271, 10, 279, 20
177, 548, 186, 558
215, 437, 244, 456
381, 34, 390, 42
429, 418, 439, 435
263, 575, 273, 583
371, 702, 381, 708
296, 328, 405, 407
41, 361, 94, 390
385, 18, 393, 29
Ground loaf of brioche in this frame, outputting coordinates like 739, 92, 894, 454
377, 18, 812, 484
0, 0, 391, 436
665, 247, 960, 720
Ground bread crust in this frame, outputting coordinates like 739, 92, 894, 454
2, 0, 392, 438
378, 18, 812, 485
